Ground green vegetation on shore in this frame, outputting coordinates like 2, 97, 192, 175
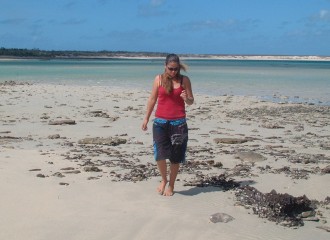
0, 47, 172, 59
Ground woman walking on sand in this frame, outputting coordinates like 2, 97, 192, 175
142, 54, 194, 196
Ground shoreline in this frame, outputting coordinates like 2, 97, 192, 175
1, 54, 330, 61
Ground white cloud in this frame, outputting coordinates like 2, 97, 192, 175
319, 10, 330, 20
306, 9, 330, 26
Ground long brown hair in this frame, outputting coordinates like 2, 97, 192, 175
161, 54, 187, 94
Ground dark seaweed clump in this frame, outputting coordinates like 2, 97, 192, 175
235, 186, 314, 227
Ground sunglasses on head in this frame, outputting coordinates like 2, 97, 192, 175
167, 67, 179, 71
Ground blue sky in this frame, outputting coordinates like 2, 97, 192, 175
1, 0, 330, 55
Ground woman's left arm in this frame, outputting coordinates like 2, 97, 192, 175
181, 76, 194, 105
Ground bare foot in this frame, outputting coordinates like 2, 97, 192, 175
163, 185, 174, 196
157, 180, 167, 195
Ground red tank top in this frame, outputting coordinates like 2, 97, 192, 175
155, 81, 186, 120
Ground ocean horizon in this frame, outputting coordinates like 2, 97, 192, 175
1, 58, 329, 105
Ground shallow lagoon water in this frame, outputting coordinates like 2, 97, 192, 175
1, 59, 329, 105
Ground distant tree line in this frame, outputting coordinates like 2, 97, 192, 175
0, 47, 170, 59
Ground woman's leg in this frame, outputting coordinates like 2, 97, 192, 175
164, 163, 179, 196
156, 159, 167, 194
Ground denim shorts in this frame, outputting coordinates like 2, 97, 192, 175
152, 118, 188, 164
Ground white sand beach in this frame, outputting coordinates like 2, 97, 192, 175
1, 82, 329, 240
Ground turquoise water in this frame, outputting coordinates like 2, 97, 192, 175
1, 59, 329, 105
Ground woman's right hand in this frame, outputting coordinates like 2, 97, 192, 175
142, 119, 148, 131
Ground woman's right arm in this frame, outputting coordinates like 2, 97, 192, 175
142, 76, 159, 131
